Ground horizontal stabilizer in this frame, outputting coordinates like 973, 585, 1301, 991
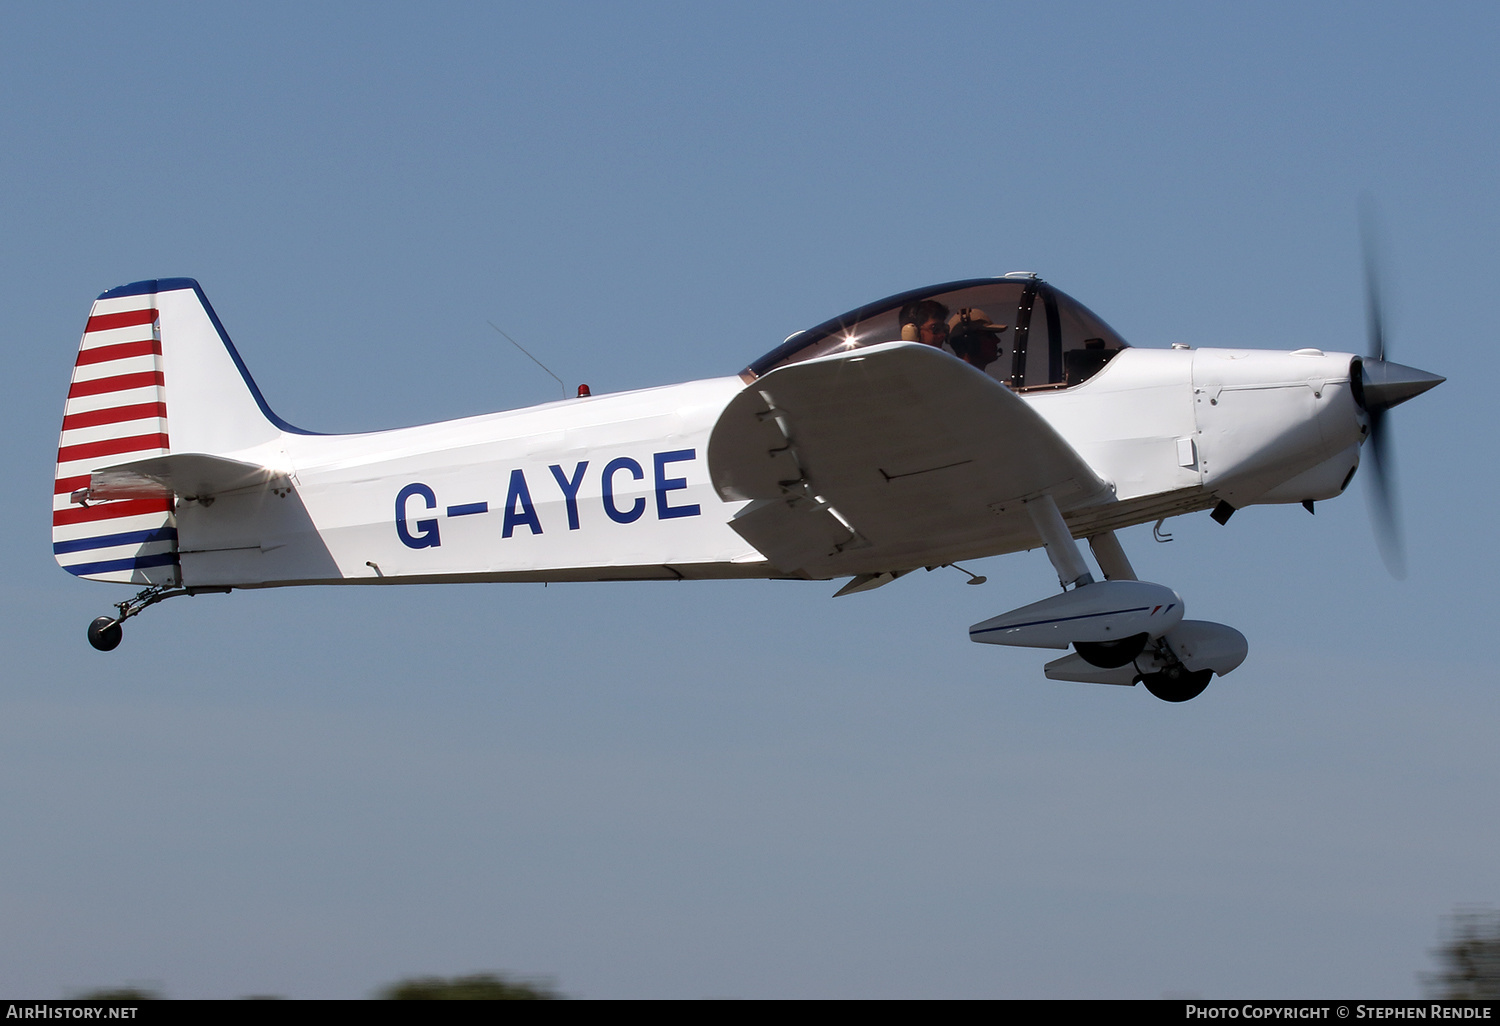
89, 453, 280, 501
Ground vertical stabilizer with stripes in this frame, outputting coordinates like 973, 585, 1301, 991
53, 279, 287, 584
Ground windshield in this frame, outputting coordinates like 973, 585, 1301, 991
747, 276, 1129, 390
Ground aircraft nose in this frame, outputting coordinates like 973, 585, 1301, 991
1355, 358, 1445, 413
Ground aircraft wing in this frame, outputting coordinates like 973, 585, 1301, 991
707, 342, 1110, 577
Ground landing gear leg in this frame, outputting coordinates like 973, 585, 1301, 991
83, 585, 231, 652
1072, 531, 1149, 667
1087, 530, 1138, 581
1025, 494, 1093, 589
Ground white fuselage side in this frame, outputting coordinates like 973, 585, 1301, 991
177, 376, 760, 586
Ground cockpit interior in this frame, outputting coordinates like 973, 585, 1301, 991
746, 274, 1129, 391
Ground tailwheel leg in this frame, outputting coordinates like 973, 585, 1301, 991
84, 585, 231, 652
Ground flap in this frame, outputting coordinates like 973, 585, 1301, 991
90, 453, 280, 501
708, 342, 1109, 576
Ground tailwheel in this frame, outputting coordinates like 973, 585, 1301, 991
86, 616, 123, 652
1139, 665, 1212, 703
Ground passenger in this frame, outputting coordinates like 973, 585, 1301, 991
898, 299, 950, 348
947, 308, 1007, 372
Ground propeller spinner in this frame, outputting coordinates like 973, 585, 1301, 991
1353, 208, 1444, 578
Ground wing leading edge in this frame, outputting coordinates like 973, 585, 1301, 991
707, 342, 1110, 578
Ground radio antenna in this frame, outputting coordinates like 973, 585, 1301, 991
488, 320, 566, 398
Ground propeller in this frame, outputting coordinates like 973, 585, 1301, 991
1354, 202, 1445, 579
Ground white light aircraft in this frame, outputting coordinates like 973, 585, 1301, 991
54, 272, 1441, 701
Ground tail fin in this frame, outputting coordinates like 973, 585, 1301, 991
53, 278, 296, 583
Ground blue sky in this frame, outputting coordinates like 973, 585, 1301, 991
1, 2, 1495, 998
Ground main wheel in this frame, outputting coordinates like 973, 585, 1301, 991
87, 616, 122, 652
1074, 632, 1149, 669
1140, 666, 1211, 702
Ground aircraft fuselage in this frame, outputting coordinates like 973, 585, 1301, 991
169, 345, 1363, 589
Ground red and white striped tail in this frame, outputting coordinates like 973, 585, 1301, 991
53, 293, 178, 584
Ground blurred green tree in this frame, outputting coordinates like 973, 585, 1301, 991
70, 987, 161, 1000
1422, 907, 1500, 1000
377, 972, 560, 1000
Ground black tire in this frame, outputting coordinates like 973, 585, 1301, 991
1140, 666, 1212, 702
87, 616, 122, 652
1074, 632, 1149, 669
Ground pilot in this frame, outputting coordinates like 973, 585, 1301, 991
947, 308, 1007, 372
899, 299, 950, 348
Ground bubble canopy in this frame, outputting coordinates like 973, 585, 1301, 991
746, 275, 1130, 391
